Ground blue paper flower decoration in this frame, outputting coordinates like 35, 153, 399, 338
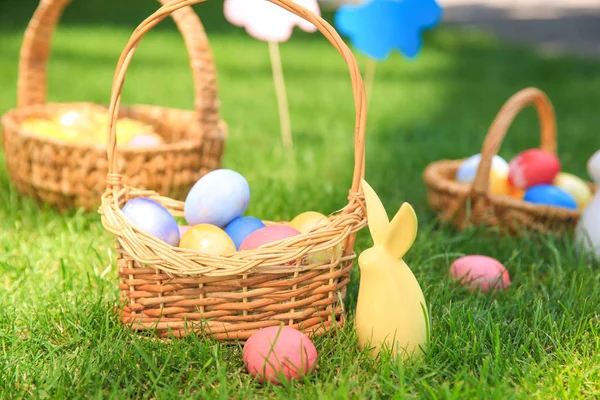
334, 0, 442, 61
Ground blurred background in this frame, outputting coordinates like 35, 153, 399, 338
324, 0, 600, 57
0, 0, 599, 216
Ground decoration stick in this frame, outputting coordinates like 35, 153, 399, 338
365, 58, 377, 108
268, 41, 293, 148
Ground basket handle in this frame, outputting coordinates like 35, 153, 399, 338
17, 0, 219, 127
471, 87, 557, 196
104, 0, 367, 195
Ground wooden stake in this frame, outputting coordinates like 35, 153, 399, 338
365, 58, 377, 108
268, 41, 292, 148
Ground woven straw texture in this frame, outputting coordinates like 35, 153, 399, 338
98, 0, 368, 341
423, 87, 596, 235
1, 0, 226, 211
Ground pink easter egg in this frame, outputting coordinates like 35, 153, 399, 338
508, 149, 561, 190
243, 326, 318, 384
239, 225, 301, 251
449, 255, 511, 292
178, 225, 191, 237
127, 133, 164, 148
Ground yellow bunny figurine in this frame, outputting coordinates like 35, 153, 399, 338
355, 179, 429, 360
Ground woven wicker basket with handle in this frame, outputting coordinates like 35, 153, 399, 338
423, 87, 596, 235
98, 0, 368, 341
1, 0, 226, 211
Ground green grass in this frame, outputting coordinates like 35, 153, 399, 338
1, 0, 600, 398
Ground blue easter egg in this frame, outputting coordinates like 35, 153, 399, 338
523, 184, 578, 210
456, 154, 509, 184
224, 216, 266, 250
122, 198, 180, 246
184, 169, 251, 227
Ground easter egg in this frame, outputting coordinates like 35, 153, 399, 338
508, 149, 561, 190
449, 255, 510, 292
116, 117, 154, 144
22, 119, 79, 142
239, 226, 301, 251
55, 109, 95, 131
178, 225, 192, 237
455, 154, 509, 184
553, 172, 593, 208
184, 169, 251, 227
288, 211, 342, 263
243, 326, 318, 384
289, 211, 330, 233
507, 183, 525, 200
122, 198, 180, 246
224, 216, 266, 250
488, 168, 510, 196
127, 132, 164, 148
305, 243, 343, 264
588, 150, 600, 183
179, 224, 236, 255
523, 184, 577, 210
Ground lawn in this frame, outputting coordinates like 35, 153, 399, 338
1, 0, 600, 398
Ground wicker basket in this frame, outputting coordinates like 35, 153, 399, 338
99, 0, 368, 341
1, 0, 226, 211
423, 87, 596, 235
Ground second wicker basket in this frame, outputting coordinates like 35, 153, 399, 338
1, 0, 226, 211
423, 87, 596, 235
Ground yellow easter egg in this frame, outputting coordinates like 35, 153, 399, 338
116, 118, 155, 144
54, 109, 96, 133
306, 243, 344, 264
553, 172, 593, 209
21, 119, 79, 142
289, 211, 330, 233
180, 224, 236, 255
489, 168, 510, 196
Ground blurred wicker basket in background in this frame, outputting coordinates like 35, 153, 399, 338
1, 0, 226, 211
423, 87, 596, 235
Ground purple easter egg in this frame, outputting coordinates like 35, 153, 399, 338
122, 198, 180, 246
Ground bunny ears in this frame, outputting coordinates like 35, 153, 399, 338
361, 179, 418, 259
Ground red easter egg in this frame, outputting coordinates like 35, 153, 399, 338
508, 149, 561, 190
239, 225, 301, 251
243, 326, 318, 384
449, 255, 511, 292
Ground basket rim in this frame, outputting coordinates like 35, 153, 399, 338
98, 186, 367, 277
1, 102, 228, 154
423, 157, 596, 219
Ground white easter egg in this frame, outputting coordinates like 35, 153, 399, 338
587, 150, 600, 184
184, 169, 250, 227
456, 154, 509, 184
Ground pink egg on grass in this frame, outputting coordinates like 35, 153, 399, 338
449, 255, 511, 292
239, 225, 301, 251
243, 326, 318, 384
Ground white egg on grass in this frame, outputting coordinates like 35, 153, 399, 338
184, 169, 251, 227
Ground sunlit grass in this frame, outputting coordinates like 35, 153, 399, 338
1, 1, 600, 397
